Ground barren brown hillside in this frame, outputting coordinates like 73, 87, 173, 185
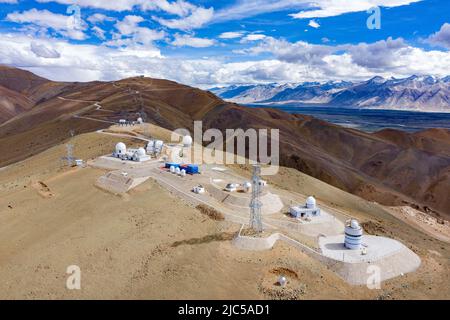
0, 67, 449, 220
0, 65, 49, 93
0, 131, 448, 299
0, 85, 33, 123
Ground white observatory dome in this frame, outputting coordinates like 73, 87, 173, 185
350, 219, 360, 229
115, 142, 127, 154
306, 196, 316, 209
137, 147, 146, 156
182, 135, 193, 147
278, 276, 287, 287
243, 182, 252, 193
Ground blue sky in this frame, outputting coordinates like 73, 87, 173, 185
0, 0, 449, 87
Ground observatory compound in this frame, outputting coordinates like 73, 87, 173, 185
87, 125, 421, 286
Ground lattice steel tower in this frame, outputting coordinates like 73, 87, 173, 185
65, 144, 74, 166
61, 130, 75, 167
249, 164, 263, 233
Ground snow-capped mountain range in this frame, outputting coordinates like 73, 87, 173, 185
210, 75, 450, 112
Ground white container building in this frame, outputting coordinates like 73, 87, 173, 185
146, 140, 164, 155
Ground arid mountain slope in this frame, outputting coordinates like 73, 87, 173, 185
0, 67, 448, 219
0, 66, 46, 123
0, 132, 448, 299
201, 105, 450, 219
0, 85, 33, 123
0, 65, 49, 93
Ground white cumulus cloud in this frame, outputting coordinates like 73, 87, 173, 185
427, 23, 450, 49
172, 34, 216, 47
308, 20, 320, 28
30, 42, 61, 59
240, 34, 266, 42
219, 31, 246, 39
153, 6, 214, 30
87, 13, 116, 24
6, 8, 87, 40
107, 15, 166, 47
290, 0, 422, 18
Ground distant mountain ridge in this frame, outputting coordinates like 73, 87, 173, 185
210, 75, 450, 112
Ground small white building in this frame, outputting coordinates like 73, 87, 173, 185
130, 147, 150, 162
146, 140, 155, 154
75, 159, 84, 167
146, 140, 164, 155
137, 117, 143, 124
193, 185, 206, 194
155, 140, 164, 153
289, 196, 321, 218
224, 183, 239, 192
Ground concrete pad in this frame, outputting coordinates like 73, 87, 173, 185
319, 235, 403, 263
266, 210, 344, 237
89, 155, 159, 171
318, 234, 421, 285
96, 170, 149, 194
233, 232, 281, 251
